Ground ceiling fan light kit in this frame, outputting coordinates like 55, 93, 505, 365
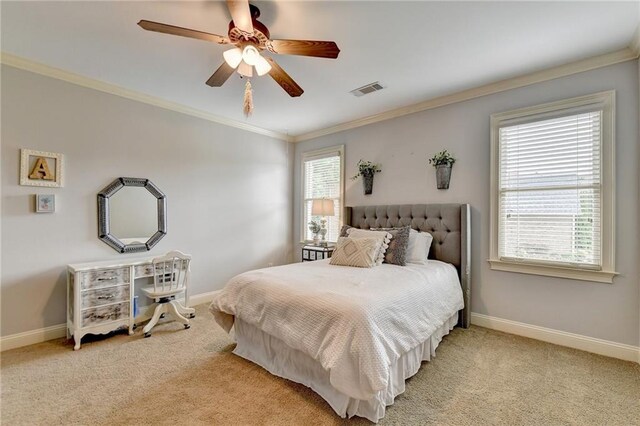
253, 56, 272, 77
237, 61, 253, 78
224, 44, 272, 77
138, 0, 340, 115
223, 47, 243, 68
241, 45, 259, 65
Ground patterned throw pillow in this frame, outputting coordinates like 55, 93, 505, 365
371, 226, 411, 266
329, 237, 381, 268
345, 228, 392, 266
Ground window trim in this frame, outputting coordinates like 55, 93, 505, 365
300, 145, 345, 244
489, 91, 617, 283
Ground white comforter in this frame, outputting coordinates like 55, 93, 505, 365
209, 259, 463, 400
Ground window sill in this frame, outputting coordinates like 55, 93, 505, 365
487, 259, 618, 284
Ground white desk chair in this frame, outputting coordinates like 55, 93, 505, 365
142, 251, 195, 337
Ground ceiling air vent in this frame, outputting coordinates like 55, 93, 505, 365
350, 81, 385, 97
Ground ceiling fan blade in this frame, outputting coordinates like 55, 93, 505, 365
138, 20, 229, 44
265, 57, 303, 97
268, 39, 340, 59
226, 0, 254, 35
206, 62, 236, 87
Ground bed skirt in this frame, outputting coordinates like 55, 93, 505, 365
232, 312, 458, 423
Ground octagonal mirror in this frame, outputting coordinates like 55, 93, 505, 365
98, 177, 167, 253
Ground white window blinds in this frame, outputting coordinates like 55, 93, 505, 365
498, 111, 602, 269
303, 150, 342, 242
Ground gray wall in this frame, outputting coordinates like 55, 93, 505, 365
1, 65, 294, 336
293, 60, 640, 347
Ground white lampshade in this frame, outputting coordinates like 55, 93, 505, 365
254, 55, 272, 76
241, 45, 260, 66
237, 61, 253, 77
312, 199, 335, 216
223, 47, 243, 68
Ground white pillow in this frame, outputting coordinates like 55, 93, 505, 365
330, 237, 381, 268
406, 229, 433, 265
346, 228, 392, 266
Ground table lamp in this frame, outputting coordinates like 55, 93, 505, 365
311, 198, 335, 246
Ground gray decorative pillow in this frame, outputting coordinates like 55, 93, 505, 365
339, 224, 353, 237
371, 226, 411, 266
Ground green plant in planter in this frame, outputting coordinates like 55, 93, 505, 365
428, 150, 456, 190
308, 220, 321, 235
308, 220, 321, 242
351, 159, 382, 180
428, 150, 456, 167
351, 160, 382, 195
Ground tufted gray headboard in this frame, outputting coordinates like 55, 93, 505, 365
344, 204, 471, 328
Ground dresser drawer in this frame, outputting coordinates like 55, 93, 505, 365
80, 267, 130, 290
135, 264, 155, 277
135, 263, 188, 278
81, 302, 129, 327
82, 285, 129, 308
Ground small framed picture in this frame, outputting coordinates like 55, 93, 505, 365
36, 194, 55, 213
20, 149, 64, 187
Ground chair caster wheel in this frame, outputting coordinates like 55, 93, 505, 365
132, 324, 137, 330
189, 314, 196, 319
144, 332, 151, 338
184, 324, 191, 329
160, 313, 166, 319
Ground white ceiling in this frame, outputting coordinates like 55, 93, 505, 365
2, 1, 639, 137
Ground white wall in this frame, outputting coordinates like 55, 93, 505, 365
293, 60, 640, 347
1, 65, 293, 336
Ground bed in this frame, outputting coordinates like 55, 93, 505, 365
210, 204, 471, 422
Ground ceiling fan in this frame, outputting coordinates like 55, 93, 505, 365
138, 0, 340, 98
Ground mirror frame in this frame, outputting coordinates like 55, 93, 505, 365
97, 177, 167, 253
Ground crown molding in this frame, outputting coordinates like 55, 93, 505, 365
0, 52, 294, 142
293, 47, 639, 143
2, 47, 637, 145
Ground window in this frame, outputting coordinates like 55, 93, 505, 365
489, 91, 616, 283
301, 146, 344, 243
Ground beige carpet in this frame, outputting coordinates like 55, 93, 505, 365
2, 304, 639, 425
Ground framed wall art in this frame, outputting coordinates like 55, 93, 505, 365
36, 194, 55, 213
20, 149, 64, 187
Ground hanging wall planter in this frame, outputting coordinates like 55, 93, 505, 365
352, 159, 381, 196
362, 172, 375, 195
428, 150, 456, 190
435, 165, 452, 189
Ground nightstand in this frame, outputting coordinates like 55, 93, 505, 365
302, 245, 335, 262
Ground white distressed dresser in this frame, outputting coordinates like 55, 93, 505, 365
67, 256, 179, 350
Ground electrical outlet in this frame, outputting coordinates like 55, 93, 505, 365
267, 262, 273, 267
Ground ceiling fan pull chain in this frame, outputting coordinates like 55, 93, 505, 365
243, 79, 254, 117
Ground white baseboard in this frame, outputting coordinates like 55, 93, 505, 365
0, 323, 69, 352
3, 302, 638, 364
471, 313, 640, 364
0, 290, 222, 352
187, 290, 220, 307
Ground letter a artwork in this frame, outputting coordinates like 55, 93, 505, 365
29, 157, 55, 180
